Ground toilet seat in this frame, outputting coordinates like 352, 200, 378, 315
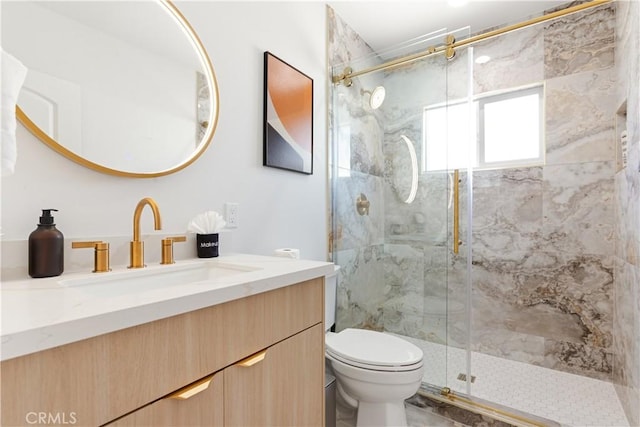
326, 328, 423, 372
326, 349, 423, 372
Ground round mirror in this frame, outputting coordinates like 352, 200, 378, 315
2, 0, 219, 178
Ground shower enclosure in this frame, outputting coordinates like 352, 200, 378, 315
329, 2, 631, 425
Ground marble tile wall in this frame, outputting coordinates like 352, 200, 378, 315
328, 7, 388, 332
469, 4, 618, 381
612, 1, 640, 425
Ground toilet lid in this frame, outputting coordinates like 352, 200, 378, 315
326, 329, 423, 369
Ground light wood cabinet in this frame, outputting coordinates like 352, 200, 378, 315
1, 278, 324, 427
225, 324, 324, 426
109, 371, 224, 426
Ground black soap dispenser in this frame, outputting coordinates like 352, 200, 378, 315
28, 209, 64, 278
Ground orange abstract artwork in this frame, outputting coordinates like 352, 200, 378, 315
263, 52, 313, 174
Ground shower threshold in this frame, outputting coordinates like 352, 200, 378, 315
391, 333, 630, 427
414, 384, 559, 427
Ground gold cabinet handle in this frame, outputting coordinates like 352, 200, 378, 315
72, 241, 110, 273
237, 350, 267, 367
161, 235, 187, 265
453, 169, 460, 255
168, 374, 214, 400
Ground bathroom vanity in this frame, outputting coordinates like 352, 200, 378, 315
0, 254, 333, 426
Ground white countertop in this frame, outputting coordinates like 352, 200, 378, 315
1, 254, 334, 361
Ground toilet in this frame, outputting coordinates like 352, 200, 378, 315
325, 267, 424, 427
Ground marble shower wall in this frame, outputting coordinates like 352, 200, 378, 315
470, 4, 617, 381
612, 1, 640, 425
328, 7, 388, 332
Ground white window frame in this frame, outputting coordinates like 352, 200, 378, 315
423, 84, 545, 172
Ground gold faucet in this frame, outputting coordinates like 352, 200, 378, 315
129, 197, 162, 268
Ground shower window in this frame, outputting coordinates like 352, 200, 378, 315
423, 85, 544, 172
423, 101, 474, 172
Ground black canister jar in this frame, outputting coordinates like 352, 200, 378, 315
196, 233, 219, 258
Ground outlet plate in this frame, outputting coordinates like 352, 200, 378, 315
225, 202, 239, 228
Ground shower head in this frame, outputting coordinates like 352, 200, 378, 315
360, 86, 386, 110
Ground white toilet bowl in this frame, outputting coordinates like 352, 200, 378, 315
325, 328, 424, 427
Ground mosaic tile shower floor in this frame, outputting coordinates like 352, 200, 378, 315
393, 333, 630, 427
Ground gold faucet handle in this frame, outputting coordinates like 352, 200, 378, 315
72, 241, 111, 273
161, 236, 187, 265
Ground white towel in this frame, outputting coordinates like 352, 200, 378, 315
1, 48, 28, 176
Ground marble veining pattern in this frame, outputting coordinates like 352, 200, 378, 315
472, 167, 543, 257
471, 250, 614, 379
333, 172, 385, 251
545, 67, 616, 165
544, 4, 616, 79
542, 161, 615, 256
473, 25, 544, 94
334, 246, 386, 332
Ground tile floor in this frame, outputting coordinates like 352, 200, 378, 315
336, 389, 466, 427
394, 334, 630, 427
405, 404, 469, 427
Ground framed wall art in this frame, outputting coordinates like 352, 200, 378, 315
263, 51, 313, 175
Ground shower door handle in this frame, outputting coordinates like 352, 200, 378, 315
453, 169, 460, 254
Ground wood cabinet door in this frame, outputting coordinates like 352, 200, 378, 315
107, 371, 223, 426
224, 323, 324, 427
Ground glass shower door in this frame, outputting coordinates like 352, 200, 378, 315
329, 25, 474, 395
411, 27, 474, 395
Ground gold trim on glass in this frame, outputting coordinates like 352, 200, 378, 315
453, 169, 460, 255
16, 0, 220, 178
168, 374, 214, 400
332, 0, 611, 85
237, 350, 267, 367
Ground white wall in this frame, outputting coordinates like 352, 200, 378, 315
1, 2, 328, 263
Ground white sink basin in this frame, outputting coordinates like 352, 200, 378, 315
59, 260, 260, 297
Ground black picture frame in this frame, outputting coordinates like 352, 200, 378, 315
263, 51, 313, 175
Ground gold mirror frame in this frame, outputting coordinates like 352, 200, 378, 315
16, 0, 219, 178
